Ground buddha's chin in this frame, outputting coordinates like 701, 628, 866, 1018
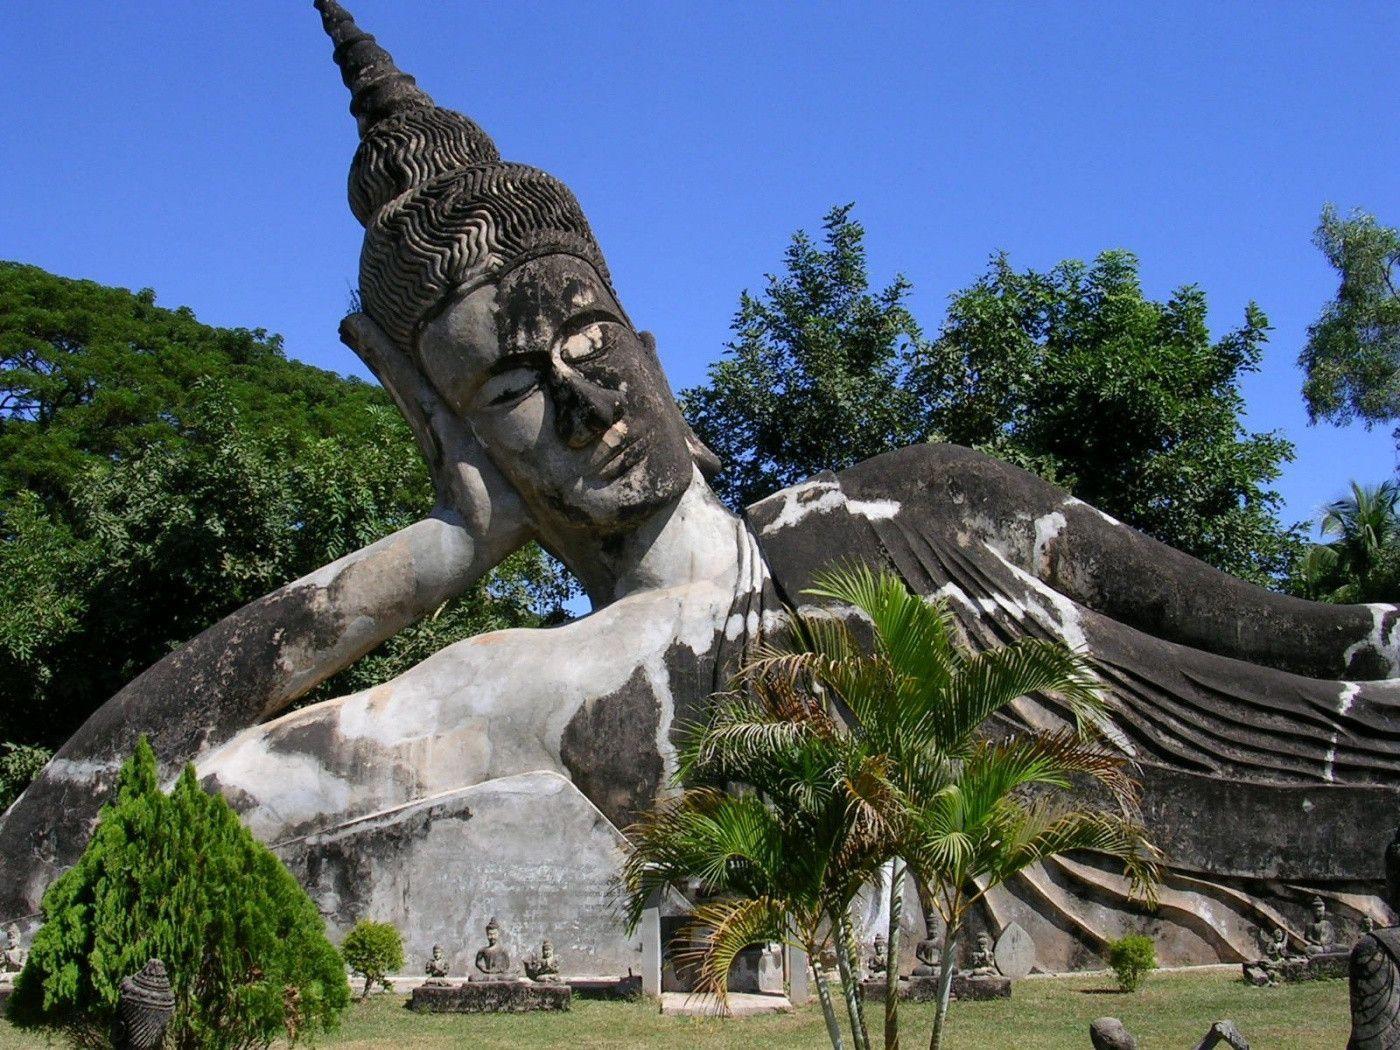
537, 462, 691, 535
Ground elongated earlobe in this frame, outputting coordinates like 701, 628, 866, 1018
639, 330, 723, 480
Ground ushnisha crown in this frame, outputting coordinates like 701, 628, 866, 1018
316, 0, 614, 350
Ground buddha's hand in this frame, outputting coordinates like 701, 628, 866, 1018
338, 312, 522, 535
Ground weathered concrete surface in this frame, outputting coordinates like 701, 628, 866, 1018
407, 979, 570, 1013
274, 771, 641, 978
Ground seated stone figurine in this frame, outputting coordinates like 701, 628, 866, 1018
1244, 925, 1297, 987
912, 916, 945, 977
967, 934, 998, 978
1305, 897, 1338, 957
1349, 828, 1400, 1048
866, 934, 888, 978
524, 940, 561, 984
470, 919, 513, 983
424, 944, 450, 984
1, 924, 25, 974
2, 0, 1399, 974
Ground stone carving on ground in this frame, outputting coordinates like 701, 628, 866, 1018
1089, 1017, 1138, 1050
4, 0, 1400, 974
1243, 925, 1301, 987
470, 918, 514, 982
1192, 1019, 1250, 1050
1349, 826, 1400, 1048
117, 959, 174, 1050
993, 923, 1035, 981
524, 941, 560, 984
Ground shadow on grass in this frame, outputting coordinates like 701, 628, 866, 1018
1078, 988, 1129, 995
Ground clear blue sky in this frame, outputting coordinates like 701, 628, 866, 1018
4, 1, 1395, 532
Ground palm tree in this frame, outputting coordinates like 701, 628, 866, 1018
622, 566, 1159, 1050
1320, 480, 1400, 602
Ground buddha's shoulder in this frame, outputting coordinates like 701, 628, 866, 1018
744, 442, 1056, 540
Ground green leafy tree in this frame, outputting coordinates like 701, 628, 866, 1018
339, 920, 404, 1000
1288, 480, 1400, 603
0, 742, 52, 812
680, 204, 926, 508
8, 737, 350, 1048
681, 212, 1300, 583
1300, 206, 1400, 437
915, 250, 1298, 583
1107, 934, 1157, 992
0, 263, 571, 757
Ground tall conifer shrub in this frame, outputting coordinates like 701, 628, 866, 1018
8, 738, 349, 1048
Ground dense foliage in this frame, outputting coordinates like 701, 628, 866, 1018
1288, 480, 1400, 603
1300, 206, 1400, 438
340, 920, 404, 1000
1107, 934, 1158, 993
0, 263, 568, 753
681, 209, 1300, 584
8, 738, 350, 1047
680, 205, 925, 509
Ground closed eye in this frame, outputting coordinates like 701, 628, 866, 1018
478, 364, 539, 408
558, 323, 613, 365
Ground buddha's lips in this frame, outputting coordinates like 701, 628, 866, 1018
588, 420, 639, 479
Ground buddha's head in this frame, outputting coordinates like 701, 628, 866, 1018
315, 1, 715, 539
485, 918, 501, 946
1311, 896, 1326, 921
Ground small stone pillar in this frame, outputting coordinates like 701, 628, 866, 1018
640, 894, 662, 998
785, 942, 810, 1005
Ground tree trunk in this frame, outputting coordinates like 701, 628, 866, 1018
809, 944, 847, 1050
884, 860, 904, 1050
832, 911, 871, 1050
927, 923, 959, 1050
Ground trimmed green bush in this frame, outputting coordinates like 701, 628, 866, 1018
1107, 933, 1158, 992
7, 737, 349, 1047
340, 920, 404, 999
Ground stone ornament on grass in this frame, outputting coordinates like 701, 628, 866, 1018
0, 924, 24, 974
1089, 1016, 1138, 1050
117, 959, 175, 1050
993, 923, 1035, 980
1349, 825, 1400, 1049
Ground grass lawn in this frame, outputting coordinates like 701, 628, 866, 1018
0, 968, 1349, 1048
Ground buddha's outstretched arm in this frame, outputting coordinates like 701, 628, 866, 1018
0, 315, 533, 919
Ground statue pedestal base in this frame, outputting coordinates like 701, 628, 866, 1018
408, 980, 571, 1013
951, 973, 1011, 1000
1243, 951, 1348, 986
567, 975, 644, 1001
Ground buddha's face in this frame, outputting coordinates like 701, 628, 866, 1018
417, 254, 695, 535
1312, 901, 1325, 921
486, 927, 500, 946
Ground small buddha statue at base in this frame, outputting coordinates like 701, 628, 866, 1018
469, 918, 514, 982
967, 933, 998, 978
524, 940, 561, 984
424, 944, 451, 986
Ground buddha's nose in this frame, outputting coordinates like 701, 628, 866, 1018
552, 367, 622, 449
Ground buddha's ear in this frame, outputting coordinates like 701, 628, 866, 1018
684, 423, 722, 481
638, 330, 723, 481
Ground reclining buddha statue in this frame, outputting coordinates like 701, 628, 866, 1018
1, 0, 1397, 972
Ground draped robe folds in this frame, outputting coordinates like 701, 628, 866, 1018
1, 442, 1396, 970
747, 444, 1400, 969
